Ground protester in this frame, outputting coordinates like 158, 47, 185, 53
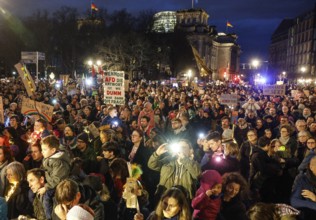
148, 139, 201, 200
1, 76, 316, 219
192, 170, 222, 220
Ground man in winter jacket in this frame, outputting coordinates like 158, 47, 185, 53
148, 139, 201, 200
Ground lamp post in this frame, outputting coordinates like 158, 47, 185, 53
300, 66, 307, 74
251, 59, 260, 69
86, 59, 104, 76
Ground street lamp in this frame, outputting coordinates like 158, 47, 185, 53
251, 59, 260, 69
96, 60, 102, 66
86, 59, 104, 75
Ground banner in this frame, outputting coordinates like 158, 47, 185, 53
263, 85, 285, 96
0, 97, 4, 124
15, 63, 36, 97
60, 74, 70, 85
21, 97, 54, 122
67, 84, 77, 96
103, 71, 125, 105
220, 94, 238, 107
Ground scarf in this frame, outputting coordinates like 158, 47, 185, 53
279, 136, 290, 145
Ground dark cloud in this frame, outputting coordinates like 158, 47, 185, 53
3, 0, 316, 62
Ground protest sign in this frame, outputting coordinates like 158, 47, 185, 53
0, 97, 4, 124
15, 63, 36, 97
21, 97, 54, 122
87, 122, 100, 138
67, 84, 77, 96
220, 94, 238, 107
103, 71, 125, 105
263, 85, 285, 96
303, 89, 310, 97
60, 74, 70, 85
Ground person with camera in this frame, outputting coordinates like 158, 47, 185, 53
199, 131, 226, 174
101, 106, 123, 129
147, 139, 201, 201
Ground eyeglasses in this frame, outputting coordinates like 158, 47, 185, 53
307, 142, 316, 144
131, 135, 140, 137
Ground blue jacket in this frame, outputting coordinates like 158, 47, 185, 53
298, 151, 315, 172
291, 171, 316, 211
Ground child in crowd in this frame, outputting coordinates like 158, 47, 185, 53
192, 170, 222, 220
37, 135, 71, 219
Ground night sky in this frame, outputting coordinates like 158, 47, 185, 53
2, 0, 315, 62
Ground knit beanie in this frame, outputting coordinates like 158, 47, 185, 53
77, 132, 89, 144
66, 205, 94, 220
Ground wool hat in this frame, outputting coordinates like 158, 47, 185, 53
77, 132, 89, 144
66, 205, 94, 220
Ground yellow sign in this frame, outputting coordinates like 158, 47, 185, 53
14, 63, 36, 97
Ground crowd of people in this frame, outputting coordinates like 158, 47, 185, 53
0, 77, 315, 220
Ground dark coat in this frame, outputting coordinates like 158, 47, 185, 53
6, 180, 33, 219
239, 140, 258, 180
219, 196, 247, 220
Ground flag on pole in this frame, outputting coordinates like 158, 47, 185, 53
226, 21, 233, 28
91, 3, 99, 11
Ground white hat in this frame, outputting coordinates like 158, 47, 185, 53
66, 205, 94, 220
222, 129, 233, 140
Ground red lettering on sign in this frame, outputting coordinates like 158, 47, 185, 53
105, 77, 116, 82
107, 91, 121, 96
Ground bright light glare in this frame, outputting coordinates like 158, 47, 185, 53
86, 77, 93, 86
96, 60, 102, 66
215, 156, 222, 162
87, 60, 93, 66
258, 77, 266, 84
49, 72, 55, 80
187, 69, 192, 77
170, 143, 181, 153
300, 67, 306, 73
252, 59, 260, 68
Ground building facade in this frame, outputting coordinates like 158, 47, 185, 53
152, 9, 241, 80
152, 11, 177, 33
269, 5, 316, 80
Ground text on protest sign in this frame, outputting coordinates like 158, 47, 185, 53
220, 94, 238, 107
263, 85, 285, 96
15, 63, 36, 97
21, 97, 54, 122
103, 71, 125, 105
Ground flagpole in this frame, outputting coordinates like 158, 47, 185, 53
90, 0, 92, 17
225, 20, 228, 33
192, 0, 194, 9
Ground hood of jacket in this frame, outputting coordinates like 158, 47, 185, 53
199, 170, 222, 191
